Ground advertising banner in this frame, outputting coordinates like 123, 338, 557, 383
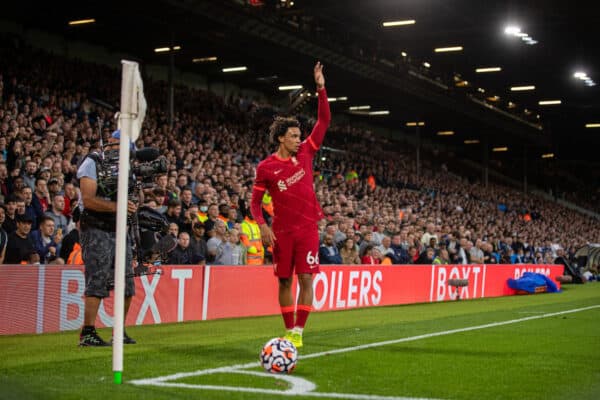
0, 264, 563, 335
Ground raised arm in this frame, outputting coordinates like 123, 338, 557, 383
306, 62, 331, 151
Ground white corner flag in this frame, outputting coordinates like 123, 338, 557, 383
113, 60, 146, 384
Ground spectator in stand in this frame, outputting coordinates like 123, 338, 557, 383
319, 234, 342, 264
0, 161, 9, 201
376, 236, 394, 261
417, 247, 436, 264
44, 194, 69, 234
30, 215, 63, 264
390, 234, 410, 264
446, 232, 461, 263
358, 230, 375, 257
4, 214, 35, 264
420, 222, 438, 247
433, 248, 450, 264
207, 219, 227, 263
62, 182, 78, 218
217, 203, 231, 230
196, 198, 209, 223
203, 203, 220, 237
168, 231, 201, 265
457, 239, 471, 264
212, 230, 239, 265
60, 207, 81, 263
371, 221, 387, 245
180, 203, 199, 234
470, 239, 485, 264
189, 221, 208, 264
408, 246, 419, 264
226, 208, 239, 230
167, 222, 179, 238
163, 198, 184, 232
24, 250, 41, 265
227, 228, 247, 265
20, 185, 43, 229
21, 160, 38, 190
11, 176, 26, 195
33, 177, 51, 213
2, 194, 19, 234
483, 242, 499, 264
340, 237, 360, 264
179, 186, 195, 217
320, 221, 337, 242
361, 245, 380, 264
511, 248, 527, 264
47, 177, 62, 198
333, 219, 347, 246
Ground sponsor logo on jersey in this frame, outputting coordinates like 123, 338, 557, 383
277, 180, 287, 191
285, 168, 305, 187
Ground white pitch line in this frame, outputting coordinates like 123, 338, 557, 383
130, 304, 600, 399
301, 305, 600, 360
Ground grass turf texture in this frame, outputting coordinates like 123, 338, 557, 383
1, 284, 599, 400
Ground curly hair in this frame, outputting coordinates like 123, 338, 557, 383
268, 116, 300, 145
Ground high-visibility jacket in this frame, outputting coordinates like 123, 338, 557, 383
67, 242, 84, 265
197, 211, 208, 223
262, 193, 274, 217
217, 215, 229, 229
240, 217, 264, 265
367, 175, 376, 191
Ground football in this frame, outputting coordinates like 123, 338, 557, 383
260, 337, 298, 374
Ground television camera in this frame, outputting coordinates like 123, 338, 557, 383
97, 145, 176, 278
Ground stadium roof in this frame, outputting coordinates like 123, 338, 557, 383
4, 0, 600, 167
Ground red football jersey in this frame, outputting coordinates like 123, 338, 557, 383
251, 88, 331, 234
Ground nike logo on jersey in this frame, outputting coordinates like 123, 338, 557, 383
274, 169, 283, 175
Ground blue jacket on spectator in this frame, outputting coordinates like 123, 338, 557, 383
29, 229, 59, 263
390, 244, 410, 264
319, 244, 342, 264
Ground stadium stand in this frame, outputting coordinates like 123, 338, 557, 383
0, 33, 598, 267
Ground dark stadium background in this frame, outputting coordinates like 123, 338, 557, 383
3, 0, 599, 194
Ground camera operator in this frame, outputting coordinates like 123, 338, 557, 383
77, 130, 137, 347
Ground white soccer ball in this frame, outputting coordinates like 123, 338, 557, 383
260, 337, 298, 374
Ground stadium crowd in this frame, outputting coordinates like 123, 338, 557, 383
1, 39, 599, 274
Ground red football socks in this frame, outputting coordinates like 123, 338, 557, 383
295, 304, 312, 328
280, 305, 295, 330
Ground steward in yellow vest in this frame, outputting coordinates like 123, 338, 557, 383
240, 216, 264, 265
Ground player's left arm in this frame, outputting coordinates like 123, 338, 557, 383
305, 62, 331, 152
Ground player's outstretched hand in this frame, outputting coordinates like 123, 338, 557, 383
314, 61, 325, 89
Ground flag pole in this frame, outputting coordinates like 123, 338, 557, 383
113, 60, 145, 384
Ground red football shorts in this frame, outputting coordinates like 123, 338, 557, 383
272, 223, 320, 278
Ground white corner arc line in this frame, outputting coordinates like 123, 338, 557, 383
130, 305, 600, 399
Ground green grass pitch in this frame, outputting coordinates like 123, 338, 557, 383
1, 284, 599, 400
